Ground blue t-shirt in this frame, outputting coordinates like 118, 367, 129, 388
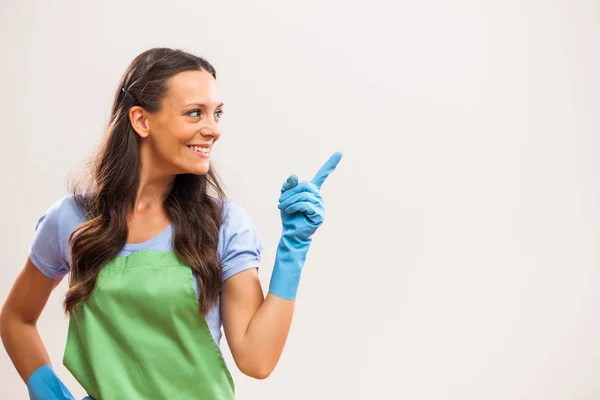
28, 195, 263, 350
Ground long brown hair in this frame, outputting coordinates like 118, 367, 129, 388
65, 48, 226, 316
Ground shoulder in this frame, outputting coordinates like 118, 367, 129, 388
32, 193, 88, 256
217, 199, 262, 252
50, 193, 87, 216
221, 199, 254, 226
28, 193, 87, 279
38, 193, 87, 231
207, 196, 255, 230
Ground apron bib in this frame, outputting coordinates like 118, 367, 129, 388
63, 250, 235, 400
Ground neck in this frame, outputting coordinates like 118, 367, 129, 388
135, 142, 175, 213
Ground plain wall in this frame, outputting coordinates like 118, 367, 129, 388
1, 0, 599, 398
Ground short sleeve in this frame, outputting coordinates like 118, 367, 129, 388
218, 200, 263, 282
29, 195, 84, 280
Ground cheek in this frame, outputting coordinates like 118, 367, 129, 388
153, 122, 195, 154
172, 121, 197, 141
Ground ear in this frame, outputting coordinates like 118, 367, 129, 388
129, 106, 150, 139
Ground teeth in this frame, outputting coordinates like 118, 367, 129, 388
189, 145, 210, 153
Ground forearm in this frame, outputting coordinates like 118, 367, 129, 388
238, 293, 295, 378
1, 261, 75, 398
228, 237, 306, 378
0, 315, 51, 382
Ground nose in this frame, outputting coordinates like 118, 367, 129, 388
200, 118, 220, 140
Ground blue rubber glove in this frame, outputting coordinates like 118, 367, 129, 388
269, 152, 343, 300
26, 364, 76, 400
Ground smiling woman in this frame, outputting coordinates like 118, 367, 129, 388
0, 47, 341, 400
123, 67, 223, 175
128, 68, 224, 176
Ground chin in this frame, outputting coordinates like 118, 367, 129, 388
188, 163, 211, 176
172, 158, 211, 176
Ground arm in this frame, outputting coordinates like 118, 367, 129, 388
1, 259, 76, 399
3, 196, 80, 399
221, 152, 342, 379
221, 269, 294, 379
0, 258, 61, 382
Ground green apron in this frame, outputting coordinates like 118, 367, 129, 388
63, 250, 235, 399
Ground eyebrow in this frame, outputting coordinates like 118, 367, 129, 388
183, 102, 224, 108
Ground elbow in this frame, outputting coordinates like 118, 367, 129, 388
0, 306, 9, 340
0, 307, 31, 342
237, 358, 274, 380
243, 367, 272, 380
0, 310, 13, 345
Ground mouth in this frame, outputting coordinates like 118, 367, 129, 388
186, 144, 211, 158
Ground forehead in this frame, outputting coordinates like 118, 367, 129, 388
163, 69, 221, 106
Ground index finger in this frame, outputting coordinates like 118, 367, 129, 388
311, 151, 343, 189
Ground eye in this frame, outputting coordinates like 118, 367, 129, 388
214, 109, 224, 119
187, 109, 201, 118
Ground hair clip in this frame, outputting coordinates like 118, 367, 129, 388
121, 86, 135, 103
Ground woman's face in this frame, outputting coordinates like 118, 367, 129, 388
141, 69, 223, 176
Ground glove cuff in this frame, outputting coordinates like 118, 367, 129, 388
27, 364, 75, 400
268, 236, 311, 300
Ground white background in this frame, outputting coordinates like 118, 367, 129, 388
1, 0, 599, 398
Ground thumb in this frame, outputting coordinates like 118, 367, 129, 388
281, 174, 299, 194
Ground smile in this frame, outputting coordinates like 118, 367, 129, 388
186, 145, 211, 158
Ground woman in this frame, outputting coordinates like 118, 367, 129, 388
0, 47, 342, 399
